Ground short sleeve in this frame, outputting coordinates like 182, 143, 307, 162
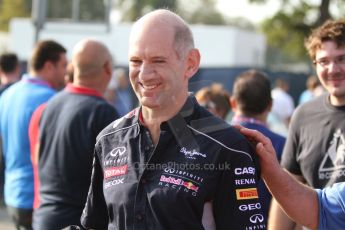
280, 109, 302, 175
213, 140, 266, 229
317, 182, 345, 230
81, 150, 108, 229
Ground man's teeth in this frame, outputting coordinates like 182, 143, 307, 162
143, 84, 157, 90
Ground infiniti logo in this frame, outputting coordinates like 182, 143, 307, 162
249, 214, 264, 224
164, 167, 175, 174
109, 147, 126, 157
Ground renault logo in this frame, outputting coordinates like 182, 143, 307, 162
249, 214, 264, 224
109, 147, 126, 157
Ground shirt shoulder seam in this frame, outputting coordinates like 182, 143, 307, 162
96, 123, 138, 145
187, 124, 253, 161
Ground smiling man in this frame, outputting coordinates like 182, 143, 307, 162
80, 9, 265, 230
268, 19, 345, 230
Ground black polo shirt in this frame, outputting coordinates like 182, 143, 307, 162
81, 96, 266, 230
33, 84, 119, 229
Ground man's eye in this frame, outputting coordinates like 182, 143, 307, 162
318, 60, 329, 66
337, 55, 345, 63
130, 60, 142, 65
153, 59, 166, 63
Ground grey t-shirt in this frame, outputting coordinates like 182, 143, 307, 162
281, 93, 345, 189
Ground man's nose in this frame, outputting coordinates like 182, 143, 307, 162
139, 63, 155, 80
328, 61, 342, 74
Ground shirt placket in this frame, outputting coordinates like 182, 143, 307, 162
133, 127, 156, 229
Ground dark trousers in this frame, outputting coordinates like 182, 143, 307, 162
7, 205, 33, 230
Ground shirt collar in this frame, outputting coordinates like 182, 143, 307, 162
137, 96, 197, 127
65, 83, 103, 98
231, 115, 267, 127
22, 74, 52, 88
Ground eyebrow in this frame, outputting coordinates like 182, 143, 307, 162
151, 56, 168, 60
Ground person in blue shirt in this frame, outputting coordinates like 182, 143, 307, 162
0, 40, 67, 230
230, 69, 286, 225
298, 75, 320, 105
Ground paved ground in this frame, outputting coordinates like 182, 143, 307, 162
0, 206, 15, 230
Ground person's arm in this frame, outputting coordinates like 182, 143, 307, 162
80, 151, 108, 229
236, 126, 319, 229
268, 174, 305, 230
202, 201, 216, 230
268, 198, 297, 230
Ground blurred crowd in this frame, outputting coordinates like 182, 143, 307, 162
0, 8, 344, 230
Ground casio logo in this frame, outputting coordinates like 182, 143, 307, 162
109, 147, 126, 157
239, 203, 261, 211
234, 167, 255, 175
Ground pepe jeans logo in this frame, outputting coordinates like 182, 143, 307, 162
110, 147, 126, 157
180, 147, 206, 159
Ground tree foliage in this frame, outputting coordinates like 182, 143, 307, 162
0, 0, 226, 32
114, 0, 225, 25
250, 0, 345, 62
115, 0, 178, 22
183, 0, 225, 25
0, 0, 30, 31
46, 0, 107, 21
0, 0, 109, 31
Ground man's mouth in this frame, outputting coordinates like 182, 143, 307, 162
140, 83, 159, 90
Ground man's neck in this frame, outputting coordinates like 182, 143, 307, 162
29, 70, 45, 80
141, 96, 188, 145
329, 94, 345, 106
0, 74, 18, 85
234, 111, 268, 124
74, 79, 105, 96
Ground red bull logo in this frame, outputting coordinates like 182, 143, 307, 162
159, 175, 199, 192
182, 181, 199, 192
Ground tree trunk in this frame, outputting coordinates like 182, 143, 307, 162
314, 0, 332, 26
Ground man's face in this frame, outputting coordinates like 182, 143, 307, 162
52, 53, 68, 90
315, 41, 345, 105
128, 25, 189, 109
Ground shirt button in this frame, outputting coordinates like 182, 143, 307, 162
136, 213, 143, 221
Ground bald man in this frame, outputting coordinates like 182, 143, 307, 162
80, 10, 264, 230
32, 39, 119, 229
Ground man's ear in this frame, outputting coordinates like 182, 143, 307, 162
267, 99, 273, 112
44, 61, 54, 71
185, 48, 200, 80
230, 96, 237, 111
103, 59, 112, 76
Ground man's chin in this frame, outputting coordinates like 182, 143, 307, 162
140, 99, 161, 109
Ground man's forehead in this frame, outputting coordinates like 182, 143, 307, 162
129, 41, 174, 58
129, 29, 175, 54
130, 22, 174, 41
316, 41, 345, 57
